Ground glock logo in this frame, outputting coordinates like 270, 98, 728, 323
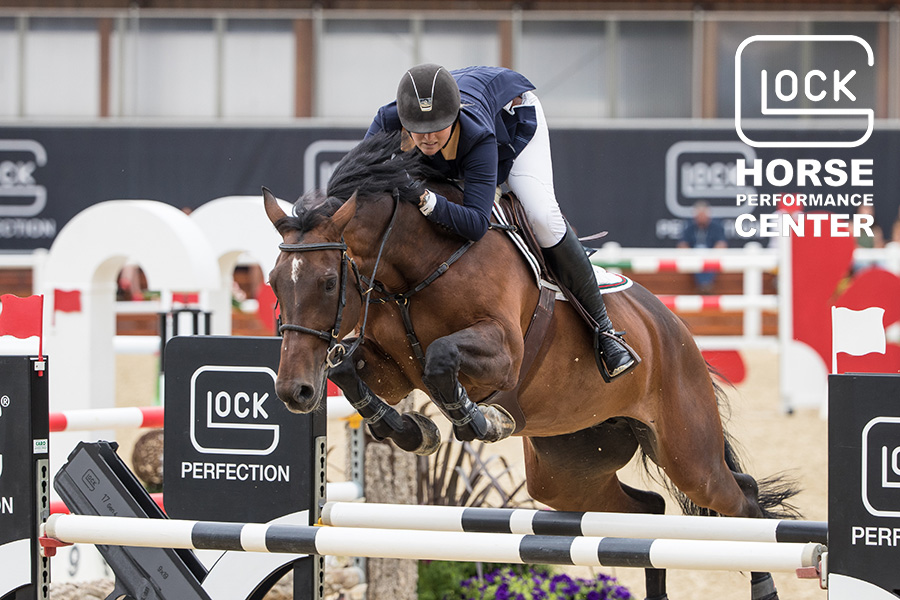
0, 140, 48, 217
189, 365, 280, 456
735, 35, 874, 148
303, 140, 359, 192
861, 417, 900, 517
665, 141, 757, 219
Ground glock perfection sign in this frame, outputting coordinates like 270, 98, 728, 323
829, 374, 900, 597
164, 336, 324, 523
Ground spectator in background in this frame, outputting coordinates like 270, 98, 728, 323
891, 206, 900, 245
856, 204, 884, 249
117, 264, 146, 301
852, 204, 885, 275
678, 200, 727, 293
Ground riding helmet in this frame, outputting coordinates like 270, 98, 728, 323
396, 64, 460, 133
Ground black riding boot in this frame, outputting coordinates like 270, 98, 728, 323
542, 226, 637, 380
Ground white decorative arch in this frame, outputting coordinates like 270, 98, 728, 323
190, 194, 293, 334
38, 200, 220, 479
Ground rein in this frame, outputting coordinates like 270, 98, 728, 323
363, 238, 474, 367
276, 192, 401, 369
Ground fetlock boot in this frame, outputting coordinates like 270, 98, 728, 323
542, 226, 638, 380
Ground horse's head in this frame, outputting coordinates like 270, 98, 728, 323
263, 187, 362, 413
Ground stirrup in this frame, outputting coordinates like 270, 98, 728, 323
594, 329, 641, 383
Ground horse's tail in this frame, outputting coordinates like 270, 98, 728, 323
641, 364, 803, 520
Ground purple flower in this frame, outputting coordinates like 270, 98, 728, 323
549, 573, 573, 592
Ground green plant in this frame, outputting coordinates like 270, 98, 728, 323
419, 562, 555, 600
417, 440, 534, 508
418, 561, 479, 600
460, 567, 633, 600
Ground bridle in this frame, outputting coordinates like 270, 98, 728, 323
275, 193, 401, 369
276, 188, 475, 374
276, 240, 360, 368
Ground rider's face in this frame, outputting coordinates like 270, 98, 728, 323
410, 125, 453, 156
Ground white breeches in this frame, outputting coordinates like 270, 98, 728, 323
506, 91, 567, 248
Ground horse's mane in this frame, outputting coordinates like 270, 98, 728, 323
277, 131, 446, 234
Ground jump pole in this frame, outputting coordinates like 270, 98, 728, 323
48, 395, 356, 432
41, 513, 823, 574
49, 406, 165, 432
320, 502, 827, 544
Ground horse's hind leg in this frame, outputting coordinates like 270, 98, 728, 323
644, 403, 784, 600
523, 421, 670, 600
328, 340, 441, 455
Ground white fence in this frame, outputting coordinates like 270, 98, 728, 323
591, 242, 780, 351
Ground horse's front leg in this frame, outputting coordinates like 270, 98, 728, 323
329, 339, 441, 456
421, 322, 517, 443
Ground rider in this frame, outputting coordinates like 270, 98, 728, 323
366, 64, 636, 380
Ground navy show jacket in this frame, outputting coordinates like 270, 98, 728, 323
366, 66, 537, 241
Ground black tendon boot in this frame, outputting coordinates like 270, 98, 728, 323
542, 226, 638, 380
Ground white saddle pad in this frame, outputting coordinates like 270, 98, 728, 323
490, 201, 634, 299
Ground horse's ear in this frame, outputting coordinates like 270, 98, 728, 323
263, 187, 287, 227
331, 191, 358, 232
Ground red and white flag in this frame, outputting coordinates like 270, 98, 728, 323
54, 289, 82, 313
0, 294, 44, 360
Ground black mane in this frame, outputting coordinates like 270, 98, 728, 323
277, 131, 446, 234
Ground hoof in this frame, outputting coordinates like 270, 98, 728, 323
403, 412, 441, 456
479, 404, 515, 443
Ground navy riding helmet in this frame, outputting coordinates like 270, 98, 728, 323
396, 64, 460, 134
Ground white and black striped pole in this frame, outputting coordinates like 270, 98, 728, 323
320, 502, 827, 544
42, 514, 824, 574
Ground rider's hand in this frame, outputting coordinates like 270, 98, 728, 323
417, 190, 437, 216
400, 172, 436, 216
400, 172, 427, 199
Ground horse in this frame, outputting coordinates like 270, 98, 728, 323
263, 131, 799, 600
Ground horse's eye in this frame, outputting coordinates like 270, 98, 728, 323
324, 277, 337, 293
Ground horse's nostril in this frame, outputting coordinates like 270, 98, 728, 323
298, 384, 315, 402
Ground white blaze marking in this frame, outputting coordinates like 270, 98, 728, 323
291, 257, 303, 283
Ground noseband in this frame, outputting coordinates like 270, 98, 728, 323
276, 193, 400, 369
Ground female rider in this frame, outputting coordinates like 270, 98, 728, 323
366, 63, 636, 381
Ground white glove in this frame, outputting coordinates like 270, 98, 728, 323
418, 190, 437, 216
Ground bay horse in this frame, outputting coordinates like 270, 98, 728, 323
263, 131, 798, 600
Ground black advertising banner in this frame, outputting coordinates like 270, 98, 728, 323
1, 124, 898, 250
0, 356, 49, 600
0, 126, 363, 251
163, 336, 325, 524
549, 128, 900, 248
829, 374, 900, 597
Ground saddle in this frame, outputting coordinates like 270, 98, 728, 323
484, 192, 640, 431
